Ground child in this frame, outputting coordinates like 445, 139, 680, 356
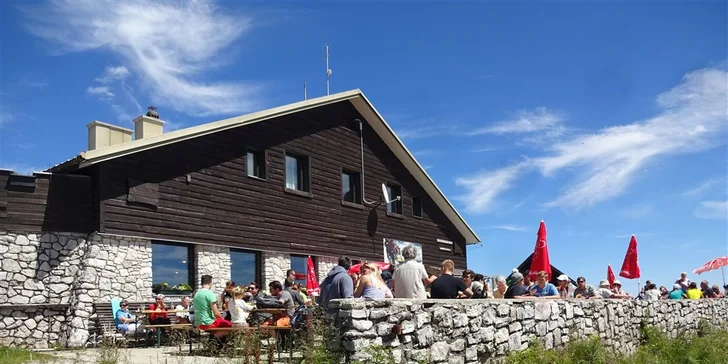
229, 287, 253, 327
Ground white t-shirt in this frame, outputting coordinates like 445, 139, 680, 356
392, 260, 429, 299
229, 299, 253, 325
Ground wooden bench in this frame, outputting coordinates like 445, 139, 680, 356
91, 300, 183, 347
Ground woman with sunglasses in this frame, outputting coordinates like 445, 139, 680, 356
148, 294, 171, 325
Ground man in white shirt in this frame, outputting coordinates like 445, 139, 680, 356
392, 246, 435, 299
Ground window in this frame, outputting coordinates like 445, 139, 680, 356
341, 170, 362, 204
386, 184, 402, 214
230, 249, 260, 286
285, 154, 310, 192
290, 255, 314, 287
152, 242, 193, 292
412, 196, 423, 218
246, 150, 266, 179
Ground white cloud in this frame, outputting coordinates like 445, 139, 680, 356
455, 163, 526, 213
486, 225, 526, 232
22, 0, 261, 117
693, 200, 728, 220
682, 178, 726, 197
458, 67, 728, 213
86, 86, 115, 100
96, 65, 130, 83
18, 79, 49, 89
468, 107, 564, 135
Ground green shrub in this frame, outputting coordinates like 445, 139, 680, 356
0, 346, 53, 364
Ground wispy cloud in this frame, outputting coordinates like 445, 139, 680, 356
0, 163, 46, 175
21, 0, 262, 117
693, 200, 728, 220
455, 163, 527, 213
18, 79, 49, 89
396, 125, 452, 140
473, 147, 501, 153
682, 178, 726, 197
457, 66, 728, 213
623, 203, 654, 218
486, 225, 526, 232
95, 65, 130, 83
468, 107, 564, 136
0, 111, 14, 126
86, 86, 115, 100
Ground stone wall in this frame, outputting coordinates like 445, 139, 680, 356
262, 251, 290, 288
317, 256, 338, 283
331, 299, 728, 363
195, 244, 231, 294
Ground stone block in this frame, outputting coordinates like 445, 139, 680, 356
430, 341, 450, 362
508, 332, 522, 351
450, 338, 466, 352
494, 328, 508, 344
448, 355, 465, 364
414, 312, 431, 328
351, 320, 373, 332
509, 321, 522, 332
416, 325, 434, 347
535, 302, 552, 321
453, 313, 469, 328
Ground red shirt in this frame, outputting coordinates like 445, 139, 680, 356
148, 303, 168, 320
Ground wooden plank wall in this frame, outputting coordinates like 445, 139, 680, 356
0, 171, 92, 233
98, 100, 468, 268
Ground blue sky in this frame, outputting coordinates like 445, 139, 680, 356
1, 1, 727, 294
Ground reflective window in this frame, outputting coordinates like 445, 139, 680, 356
231, 250, 260, 286
285, 154, 310, 192
342, 170, 361, 204
290, 255, 314, 286
151, 242, 192, 291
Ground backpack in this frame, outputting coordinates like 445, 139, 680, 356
255, 295, 284, 308
290, 305, 308, 331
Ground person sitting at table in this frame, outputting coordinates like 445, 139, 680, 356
116, 299, 145, 335
148, 294, 171, 325
221, 280, 236, 321
174, 296, 191, 324
264, 280, 295, 327
230, 287, 253, 327
194, 274, 232, 338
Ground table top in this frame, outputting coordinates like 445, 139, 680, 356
134, 309, 190, 314
250, 308, 287, 313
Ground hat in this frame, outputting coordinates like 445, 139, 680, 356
612, 280, 622, 286
155, 294, 165, 300
599, 280, 610, 287
507, 272, 524, 286
673, 284, 682, 290
557, 274, 569, 281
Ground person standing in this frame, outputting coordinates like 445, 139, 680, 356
319, 256, 354, 313
193, 275, 232, 337
392, 246, 435, 299
530, 271, 559, 298
430, 260, 473, 299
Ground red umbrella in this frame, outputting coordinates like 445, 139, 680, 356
693, 256, 728, 275
607, 264, 616, 286
619, 235, 641, 279
528, 220, 551, 280
305, 256, 320, 296
348, 262, 391, 275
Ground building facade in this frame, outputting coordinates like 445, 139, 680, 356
0, 90, 479, 347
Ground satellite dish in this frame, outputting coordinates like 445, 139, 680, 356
382, 183, 391, 204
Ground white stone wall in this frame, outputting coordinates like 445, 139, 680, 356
332, 299, 728, 363
65, 234, 153, 347
261, 251, 290, 288
195, 244, 231, 295
317, 256, 338, 283
0, 305, 68, 349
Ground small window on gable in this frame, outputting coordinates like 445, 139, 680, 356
342, 170, 362, 204
285, 153, 310, 192
386, 184, 402, 215
246, 150, 266, 179
412, 196, 423, 218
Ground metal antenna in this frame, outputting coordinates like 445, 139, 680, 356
325, 43, 332, 95
304, 82, 307, 100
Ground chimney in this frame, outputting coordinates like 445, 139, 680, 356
133, 106, 165, 140
87, 121, 133, 151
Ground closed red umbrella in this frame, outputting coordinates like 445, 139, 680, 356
528, 220, 551, 280
607, 264, 616, 286
306, 256, 320, 296
348, 262, 391, 275
619, 235, 641, 279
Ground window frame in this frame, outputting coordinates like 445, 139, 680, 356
340, 168, 363, 207
245, 148, 268, 181
151, 241, 195, 290
230, 248, 262, 287
283, 150, 312, 196
385, 182, 403, 217
412, 196, 423, 219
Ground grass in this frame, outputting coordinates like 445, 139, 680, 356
507, 324, 728, 364
0, 346, 54, 364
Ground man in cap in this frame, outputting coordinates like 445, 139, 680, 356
556, 275, 571, 298
611, 280, 632, 298
504, 271, 531, 299
597, 280, 631, 299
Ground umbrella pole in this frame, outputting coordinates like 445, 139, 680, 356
723, 266, 726, 287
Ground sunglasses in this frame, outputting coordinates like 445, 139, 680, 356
577, 280, 585, 283
121, 304, 128, 307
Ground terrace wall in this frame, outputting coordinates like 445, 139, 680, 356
331, 298, 728, 363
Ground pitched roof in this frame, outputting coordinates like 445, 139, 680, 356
49, 89, 480, 244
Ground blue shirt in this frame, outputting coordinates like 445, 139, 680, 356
531, 283, 558, 297
115, 309, 133, 331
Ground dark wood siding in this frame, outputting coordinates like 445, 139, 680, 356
0, 171, 92, 233
97, 100, 467, 268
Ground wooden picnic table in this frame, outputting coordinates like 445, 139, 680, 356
134, 309, 190, 314
250, 308, 287, 313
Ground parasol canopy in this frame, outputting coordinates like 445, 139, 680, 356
348, 262, 391, 274
693, 256, 728, 275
